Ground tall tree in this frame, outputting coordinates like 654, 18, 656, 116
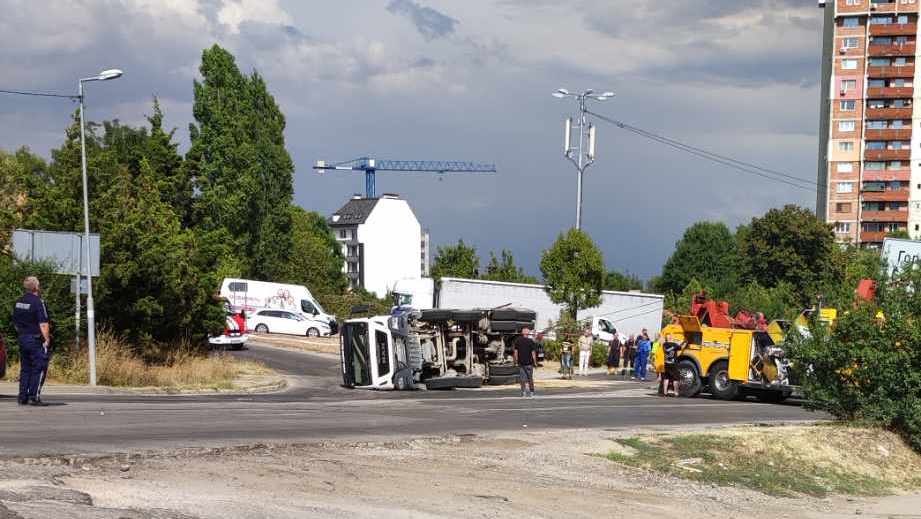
186, 45, 294, 280
737, 205, 842, 304
483, 249, 538, 284
431, 239, 480, 281
540, 229, 605, 318
283, 206, 348, 296
659, 221, 739, 296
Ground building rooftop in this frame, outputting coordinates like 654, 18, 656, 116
329, 197, 379, 226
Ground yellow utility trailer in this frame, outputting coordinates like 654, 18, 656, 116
658, 315, 795, 401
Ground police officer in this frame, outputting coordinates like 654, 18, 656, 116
12, 276, 51, 406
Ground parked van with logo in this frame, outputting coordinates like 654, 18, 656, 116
219, 278, 337, 335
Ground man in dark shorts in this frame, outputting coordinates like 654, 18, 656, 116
513, 327, 538, 397
662, 335, 680, 397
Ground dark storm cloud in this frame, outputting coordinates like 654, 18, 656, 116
386, 0, 459, 40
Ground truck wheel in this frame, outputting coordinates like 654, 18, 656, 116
306, 327, 320, 337
255, 324, 269, 334
676, 359, 702, 398
486, 374, 519, 386
488, 364, 520, 377
708, 360, 739, 400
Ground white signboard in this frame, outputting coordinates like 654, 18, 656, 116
882, 237, 921, 275
11, 229, 100, 276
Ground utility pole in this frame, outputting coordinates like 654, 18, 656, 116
553, 88, 614, 230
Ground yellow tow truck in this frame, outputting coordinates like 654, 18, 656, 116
658, 315, 796, 402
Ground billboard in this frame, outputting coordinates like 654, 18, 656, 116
11, 229, 100, 276
882, 237, 921, 276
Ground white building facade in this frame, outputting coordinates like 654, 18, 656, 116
329, 194, 422, 298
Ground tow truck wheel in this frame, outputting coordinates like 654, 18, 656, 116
255, 324, 269, 334
676, 359, 702, 398
708, 360, 739, 400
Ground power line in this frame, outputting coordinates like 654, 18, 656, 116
0, 88, 79, 100
586, 110, 819, 193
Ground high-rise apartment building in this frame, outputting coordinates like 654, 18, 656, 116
818, 0, 921, 245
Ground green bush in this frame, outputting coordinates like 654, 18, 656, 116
788, 267, 921, 452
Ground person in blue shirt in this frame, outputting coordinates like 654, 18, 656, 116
11, 276, 51, 406
634, 330, 652, 382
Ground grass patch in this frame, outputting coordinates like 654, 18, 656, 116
606, 425, 921, 497
6, 331, 269, 391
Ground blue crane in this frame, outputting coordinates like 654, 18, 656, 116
313, 157, 496, 198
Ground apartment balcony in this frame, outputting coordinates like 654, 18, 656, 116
861, 210, 909, 222
862, 169, 911, 182
860, 231, 888, 243
865, 86, 914, 98
864, 149, 910, 160
865, 107, 913, 119
869, 23, 917, 36
864, 128, 912, 140
867, 65, 915, 78
861, 189, 910, 202
868, 43, 916, 57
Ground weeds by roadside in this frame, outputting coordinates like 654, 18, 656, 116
606, 425, 921, 497
6, 331, 268, 390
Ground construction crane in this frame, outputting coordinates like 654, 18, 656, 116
313, 157, 496, 198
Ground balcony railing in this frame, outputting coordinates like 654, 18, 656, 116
868, 43, 916, 57
864, 128, 912, 140
865, 86, 914, 98
861, 210, 909, 222
861, 190, 910, 202
860, 231, 888, 243
861, 169, 911, 182
867, 65, 915, 78
864, 149, 911, 160
865, 107, 913, 119
869, 23, 917, 36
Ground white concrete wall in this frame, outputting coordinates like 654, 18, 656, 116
357, 198, 422, 298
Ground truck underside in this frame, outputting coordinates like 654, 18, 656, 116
340, 307, 536, 390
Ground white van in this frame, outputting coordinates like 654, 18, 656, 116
219, 278, 338, 335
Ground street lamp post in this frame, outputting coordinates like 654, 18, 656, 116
78, 68, 123, 386
552, 88, 614, 230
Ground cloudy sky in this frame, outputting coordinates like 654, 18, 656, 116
0, 0, 822, 280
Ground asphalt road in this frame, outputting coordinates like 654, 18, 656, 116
0, 342, 825, 457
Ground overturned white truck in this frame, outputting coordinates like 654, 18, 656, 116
340, 307, 536, 390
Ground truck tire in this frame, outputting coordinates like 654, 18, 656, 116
424, 375, 483, 390
420, 309, 453, 322
491, 308, 537, 322
676, 359, 702, 398
488, 364, 520, 376
489, 321, 533, 333
486, 374, 519, 386
708, 360, 739, 400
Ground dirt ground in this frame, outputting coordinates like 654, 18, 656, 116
1, 427, 919, 519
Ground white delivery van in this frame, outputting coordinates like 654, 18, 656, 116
219, 278, 338, 335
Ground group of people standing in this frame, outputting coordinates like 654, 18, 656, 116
605, 329, 652, 380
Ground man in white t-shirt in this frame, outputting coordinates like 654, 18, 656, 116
577, 329, 593, 376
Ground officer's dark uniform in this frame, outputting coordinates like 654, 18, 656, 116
12, 291, 49, 405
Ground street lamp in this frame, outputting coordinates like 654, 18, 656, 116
78, 68, 123, 386
553, 88, 614, 230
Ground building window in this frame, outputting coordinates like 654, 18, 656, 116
865, 162, 885, 170
846, 0, 859, 4
837, 182, 855, 193
835, 222, 852, 234
838, 162, 855, 173
841, 59, 858, 70
347, 261, 358, 273
843, 17, 860, 28
838, 120, 856, 132
841, 80, 858, 92
839, 141, 855, 152
840, 100, 856, 111
836, 203, 853, 213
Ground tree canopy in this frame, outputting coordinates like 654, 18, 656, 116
431, 239, 480, 281
482, 249, 538, 284
659, 221, 738, 296
540, 229, 605, 318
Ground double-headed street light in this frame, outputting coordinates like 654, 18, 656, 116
553, 88, 614, 230
78, 68, 123, 386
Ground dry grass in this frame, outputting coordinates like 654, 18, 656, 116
7, 331, 269, 391
607, 424, 921, 497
